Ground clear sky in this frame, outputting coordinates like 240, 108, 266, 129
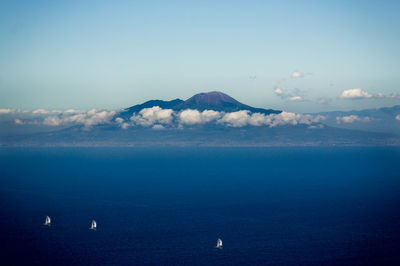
0, 0, 399, 112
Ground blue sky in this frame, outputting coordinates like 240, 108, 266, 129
0, 0, 399, 112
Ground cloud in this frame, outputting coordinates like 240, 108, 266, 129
274, 88, 283, 95
336, 115, 371, 124
288, 96, 303, 102
15, 109, 117, 128
14, 118, 24, 125
0, 108, 14, 114
113, 117, 130, 129
30, 109, 62, 115
268, 112, 324, 127
32, 109, 50, 114
131, 108, 323, 128
273, 87, 306, 102
43, 116, 62, 126
248, 112, 269, 126
339, 88, 373, 99
87, 109, 97, 116
12, 106, 328, 130
218, 110, 251, 127
317, 98, 329, 104
179, 109, 202, 125
179, 109, 221, 125
308, 124, 324, 129
201, 110, 221, 123
130, 106, 173, 126
291, 71, 304, 78
115, 117, 124, 124
218, 111, 325, 128
396, 115, 400, 121
152, 124, 165, 130
83, 110, 116, 128
63, 109, 82, 114
121, 123, 130, 129
14, 119, 40, 125
339, 89, 400, 100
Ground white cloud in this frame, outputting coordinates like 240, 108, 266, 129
14, 119, 40, 125
17, 110, 118, 128
269, 112, 301, 127
179, 109, 202, 125
152, 124, 165, 130
178, 109, 221, 125
273, 87, 306, 102
43, 116, 62, 126
291, 71, 304, 78
217, 111, 325, 128
339, 88, 373, 99
274, 88, 283, 95
317, 98, 329, 104
130, 106, 173, 126
218, 110, 251, 127
338, 89, 400, 100
308, 124, 324, 129
267, 112, 325, 127
288, 96, 304, 102
87, 109, 97, 116
396, 115, 400, 121
0, 108, 14, 114
336, 115, 371, 124
32, 109, 50, 114
115, 117, 124, 124
248, 113, 269, 126
64, 113, 87, 124
201, 110, 221, 123
14, 119, 24, 125
121, 123, 130, 129
63, 109, 81, 114
12, 106, 329, 130
114, 117, 131, 129
84, 110, 116, 128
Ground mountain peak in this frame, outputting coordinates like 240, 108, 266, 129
178, 91, 280, 114
124, 91, 281, 115
184, 91, 241, 106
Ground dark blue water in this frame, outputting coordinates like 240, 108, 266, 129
1, 147, 400, 265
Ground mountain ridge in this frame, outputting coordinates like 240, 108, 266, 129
312, 105, 400, 135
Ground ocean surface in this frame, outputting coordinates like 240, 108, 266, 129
1, 147, 400, 265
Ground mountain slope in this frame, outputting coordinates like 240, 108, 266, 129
120, 98, 184, 119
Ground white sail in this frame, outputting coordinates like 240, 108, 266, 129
44, 216, 51, 226
90, 220, 97, 230
216, 238, 222, 248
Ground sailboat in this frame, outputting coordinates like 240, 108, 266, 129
44, 216, 51, 226
90, 220, 97, 230
216, 238, 223, 249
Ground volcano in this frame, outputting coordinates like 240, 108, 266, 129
124, 91, 280, 118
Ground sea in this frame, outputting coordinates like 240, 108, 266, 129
0, 147, 400, 265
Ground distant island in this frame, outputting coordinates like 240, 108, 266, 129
1, 91, 400, 146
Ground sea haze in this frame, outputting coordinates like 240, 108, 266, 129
1, 147, 400, 265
